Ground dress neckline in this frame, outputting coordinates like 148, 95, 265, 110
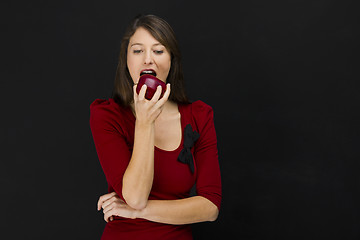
154, 103, 184, 153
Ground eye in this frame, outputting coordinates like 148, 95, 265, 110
133, 50, 142, 54
154, 50, 164, 55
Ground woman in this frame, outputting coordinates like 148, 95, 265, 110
90, 14, 222, 239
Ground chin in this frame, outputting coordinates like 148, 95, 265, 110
158, 75, 168, 83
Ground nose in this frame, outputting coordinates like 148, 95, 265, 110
144, 51, 154, 65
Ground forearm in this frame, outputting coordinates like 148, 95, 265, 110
122, 122, 155, 209
138, 196, 219, 225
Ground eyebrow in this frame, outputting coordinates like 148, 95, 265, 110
130, 43, 163, 47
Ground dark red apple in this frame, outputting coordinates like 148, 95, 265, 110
136, 74, 167, 100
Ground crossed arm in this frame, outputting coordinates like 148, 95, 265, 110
91, 85, 221, 225
97, 192, 219, 224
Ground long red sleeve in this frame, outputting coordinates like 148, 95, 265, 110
192, 101, 222, 210
90, 99, 132, 201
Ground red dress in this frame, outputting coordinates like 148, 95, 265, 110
90, 98, 222, 240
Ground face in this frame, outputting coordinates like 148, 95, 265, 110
127, 27, 171, 84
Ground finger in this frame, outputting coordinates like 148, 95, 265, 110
133, 76, 140, 95
104, 211, 110, 222
133, 84, 138, 103
103, 199, 125, 213
104, 208, 117, 223
153, 83, 171, 109
101, 194, 124, 210
97, 192, 117, 211
150, 85, 162, 103
103, 201, 114, 214
138, 84, 147, 101
163, 83, 171, 100
101, 196, 115, 211
98, 192, 114, 211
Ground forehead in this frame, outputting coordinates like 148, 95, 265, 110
129, 27, 162, 46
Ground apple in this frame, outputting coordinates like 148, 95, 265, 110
136, 74, 167, 100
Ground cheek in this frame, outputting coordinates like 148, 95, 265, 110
166, 59, 172, 75
127, 55, 137, 80
160, 55, 171, 72
127, 54, 134, 70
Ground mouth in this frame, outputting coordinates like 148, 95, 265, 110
140, 69, 157, 77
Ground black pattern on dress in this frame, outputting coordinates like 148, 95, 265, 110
177, 124, 200, 173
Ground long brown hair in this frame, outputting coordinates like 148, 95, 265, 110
112, 14, 190, 107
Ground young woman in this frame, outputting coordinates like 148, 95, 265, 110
90, 14, 222, 239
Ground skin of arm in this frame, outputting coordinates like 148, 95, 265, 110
122, 84, 170, 210
122, 122, 155, 210
138, 196, 219, 224
99, 192, 219, 224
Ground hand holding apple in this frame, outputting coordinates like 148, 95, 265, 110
132, 77, 170, 126
136, 74, 167, 100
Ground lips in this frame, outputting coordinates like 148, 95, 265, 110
140, 69, 157, 77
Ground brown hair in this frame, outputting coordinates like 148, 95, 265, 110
112, 14, 190, 107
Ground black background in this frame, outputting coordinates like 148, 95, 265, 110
2, 0, 359, 239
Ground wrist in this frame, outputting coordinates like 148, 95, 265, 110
136, 204, 149, 220
135, 120, 155, 129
